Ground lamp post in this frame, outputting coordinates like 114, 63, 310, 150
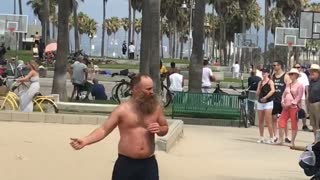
181, 0, 195, 61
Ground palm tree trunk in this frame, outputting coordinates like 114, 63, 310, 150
132, 9, 136, 43
211, 5, 215, 59
175, 31, 179, 58
101, 0, 107, 57
52, 0, 71, 101
44, 0, 50, 44
188, 0, 205, 93
73, 0, 80, 51
128, 0, 132, 58
52, 23, 56, 39
140, 0, 160, 94
172, 21, 176, 59
180, 39, 184, 60
169, 34, 173, 58
264, 0, 268, 65
228, 41, 232, 65
18, 0, 23, 50
13, 0, 16, 14
160, 34, 164, 58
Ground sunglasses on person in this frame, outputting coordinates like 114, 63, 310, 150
272, 64, 278, 67
294, 66, 301, 69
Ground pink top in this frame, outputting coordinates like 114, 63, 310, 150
281, 81, 304, 108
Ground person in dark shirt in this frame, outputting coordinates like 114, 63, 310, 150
91, 78, 107, 100
248, 70, 261, 91
309, 64, 320, 142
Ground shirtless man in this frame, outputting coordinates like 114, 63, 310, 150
70, 74, 169, 180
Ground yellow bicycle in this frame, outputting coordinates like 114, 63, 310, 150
0, 82, 59, 113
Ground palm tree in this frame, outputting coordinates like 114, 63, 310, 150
86, 18, 98, 56
18, 0, 23, 49
121, 18, 129, 41
131, 0, 142, 46
101, 0, 108, 57
140, 0, 161, 93
52, 0, 73, 101
72, 0, 84, 52
134, 18, 142, 56
109, 17, 121, 56
77, 12, 90, 44
128, 0, 132, 46
188, 0, 205, 93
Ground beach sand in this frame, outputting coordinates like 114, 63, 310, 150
0, 122, 313, 180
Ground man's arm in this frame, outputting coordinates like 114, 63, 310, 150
81, 106, 121, 146
156, 106, 168, 137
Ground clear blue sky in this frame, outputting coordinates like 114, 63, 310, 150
0, 0, 318, 24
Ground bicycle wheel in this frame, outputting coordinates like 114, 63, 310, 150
111, 83, 120, 102
34, 99, 59, 113
240, 103, 250, 128
160, 85, 172, 108
115, 81, 131, 103
0, 98, 15, 111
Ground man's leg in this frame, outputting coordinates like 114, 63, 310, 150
112, 155, 138, 180
71, 84, 76, 100
141, 156, 159, 180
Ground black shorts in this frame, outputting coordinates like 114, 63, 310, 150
112, 154, 159, 180
272, 101, 283, 116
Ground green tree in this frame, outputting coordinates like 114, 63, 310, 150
121, 18, 129, 41
131, 0, 142, 45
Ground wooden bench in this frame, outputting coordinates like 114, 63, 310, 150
171, 92, 241, 125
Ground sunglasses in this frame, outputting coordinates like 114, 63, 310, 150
273, 64, 278, 67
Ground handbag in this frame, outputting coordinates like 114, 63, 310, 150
289, 84, 305, 119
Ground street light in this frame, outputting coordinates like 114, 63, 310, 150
181, 0, 195, 61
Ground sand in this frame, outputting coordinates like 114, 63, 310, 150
0, 122, 314, 180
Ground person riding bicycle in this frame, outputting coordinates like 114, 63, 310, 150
16, 60, 40, 112
160, 60, 168, 82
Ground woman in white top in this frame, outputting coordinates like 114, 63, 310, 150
17, 60, 40, 112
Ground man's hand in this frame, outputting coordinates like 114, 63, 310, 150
70, 138, 86, 150
147, 123, 160, 134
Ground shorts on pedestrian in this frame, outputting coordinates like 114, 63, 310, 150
112, 154, 159, 180
309, 102, 320, 129
201, 86, 211, 93
272, 101, 283, 116
279, 107, 299, 131
257, 101, 273, 111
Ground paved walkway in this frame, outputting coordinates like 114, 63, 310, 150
0, 122, 313, 180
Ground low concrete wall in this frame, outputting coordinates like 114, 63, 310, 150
0, 111, 184, 152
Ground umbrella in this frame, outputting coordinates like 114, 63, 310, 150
45, 42, 57, 52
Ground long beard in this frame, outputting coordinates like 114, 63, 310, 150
134, 92, 159, 115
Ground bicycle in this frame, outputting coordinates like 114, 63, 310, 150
0, 80, 59, 113
113, 73, 173, 107
229, 85, 251, 128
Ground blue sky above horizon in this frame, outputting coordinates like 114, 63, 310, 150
1, 0, 318, 24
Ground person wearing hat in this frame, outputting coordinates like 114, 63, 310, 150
70, 55, 88, 100
295, 63, 312, 131
278, 68, 304, 147
308, 64, 320, 142
256, 68, 275, 144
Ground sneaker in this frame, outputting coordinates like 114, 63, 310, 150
273, 137, 278, 143
303, 125, 311, 132
257, 137, 265, 143
285, 138, 291, 143
265, 139, 275, 144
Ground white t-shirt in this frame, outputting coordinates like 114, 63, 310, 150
202, 66, 213, 87
232, 64, 240, 73
128, 45, 135, 53
169, 73, 183, 92
298, 72, 309, 100
256, 69, 263, 79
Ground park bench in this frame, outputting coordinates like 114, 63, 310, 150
171, 92, 241, 126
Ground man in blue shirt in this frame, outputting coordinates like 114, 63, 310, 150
91, 78, 107, 100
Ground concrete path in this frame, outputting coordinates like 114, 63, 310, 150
0, 122, 312, 180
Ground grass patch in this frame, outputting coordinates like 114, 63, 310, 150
6, 50, 33, 62
223, 78, 247, 83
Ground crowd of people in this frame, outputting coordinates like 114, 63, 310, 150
251, 60, 320, 147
